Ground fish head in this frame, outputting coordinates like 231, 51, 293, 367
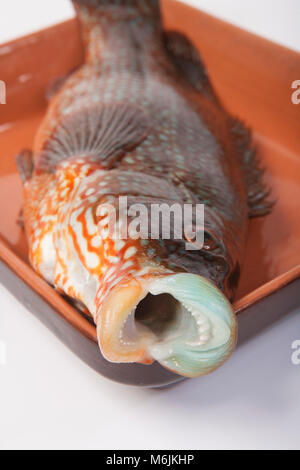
92, 189, 237, 379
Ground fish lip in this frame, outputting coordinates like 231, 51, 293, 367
96, 277, 157, 365
147, 274, 237, 378
96, 273, 237, 377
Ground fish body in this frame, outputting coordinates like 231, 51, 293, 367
16, 0, 271, 378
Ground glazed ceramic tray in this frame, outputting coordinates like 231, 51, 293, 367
0, 1, 299, 387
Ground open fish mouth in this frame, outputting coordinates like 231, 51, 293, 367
97, 273, 237, 378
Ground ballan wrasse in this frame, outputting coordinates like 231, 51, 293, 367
16, 0, 272, 378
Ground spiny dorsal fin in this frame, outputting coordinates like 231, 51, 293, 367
163, 31, 221, 104
36, 104, 150, 172
163, 31, 273, 218
230, 118, 274, 217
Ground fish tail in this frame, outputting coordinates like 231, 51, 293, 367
72, 0, 161, 62
72, 0, 160, 14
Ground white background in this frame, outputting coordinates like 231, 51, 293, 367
0, 0, 300, 451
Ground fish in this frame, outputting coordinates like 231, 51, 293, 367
16, 0, 272, 378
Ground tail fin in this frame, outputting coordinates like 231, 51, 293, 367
72, 0, 161, 62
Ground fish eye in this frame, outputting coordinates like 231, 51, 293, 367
203, 231, 218, 251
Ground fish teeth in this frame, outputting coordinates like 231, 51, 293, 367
181, 302, 212, 347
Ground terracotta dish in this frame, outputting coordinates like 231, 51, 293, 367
0, 1, 299, 386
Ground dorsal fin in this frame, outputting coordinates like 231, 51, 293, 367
45, 68, 78, 102
15, 149, 34, 183
36, 104, 150, 173
163, 31, 273, 218
230, 118, 274, 217
163, 31, 221, 105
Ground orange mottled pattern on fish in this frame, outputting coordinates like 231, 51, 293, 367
15, 0, 272, 377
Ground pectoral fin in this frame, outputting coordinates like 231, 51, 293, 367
36, 104, 150, 172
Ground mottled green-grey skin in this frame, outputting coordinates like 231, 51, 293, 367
34, 0, 271, 301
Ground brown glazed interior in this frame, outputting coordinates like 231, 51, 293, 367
0, 0, 299, 345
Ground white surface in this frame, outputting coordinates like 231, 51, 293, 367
0, 0, 75, 44
181, 0, 300, 52
0, 0, 300, 451
0, 0, 300, 52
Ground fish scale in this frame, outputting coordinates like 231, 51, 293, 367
16, 0, 272, 378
